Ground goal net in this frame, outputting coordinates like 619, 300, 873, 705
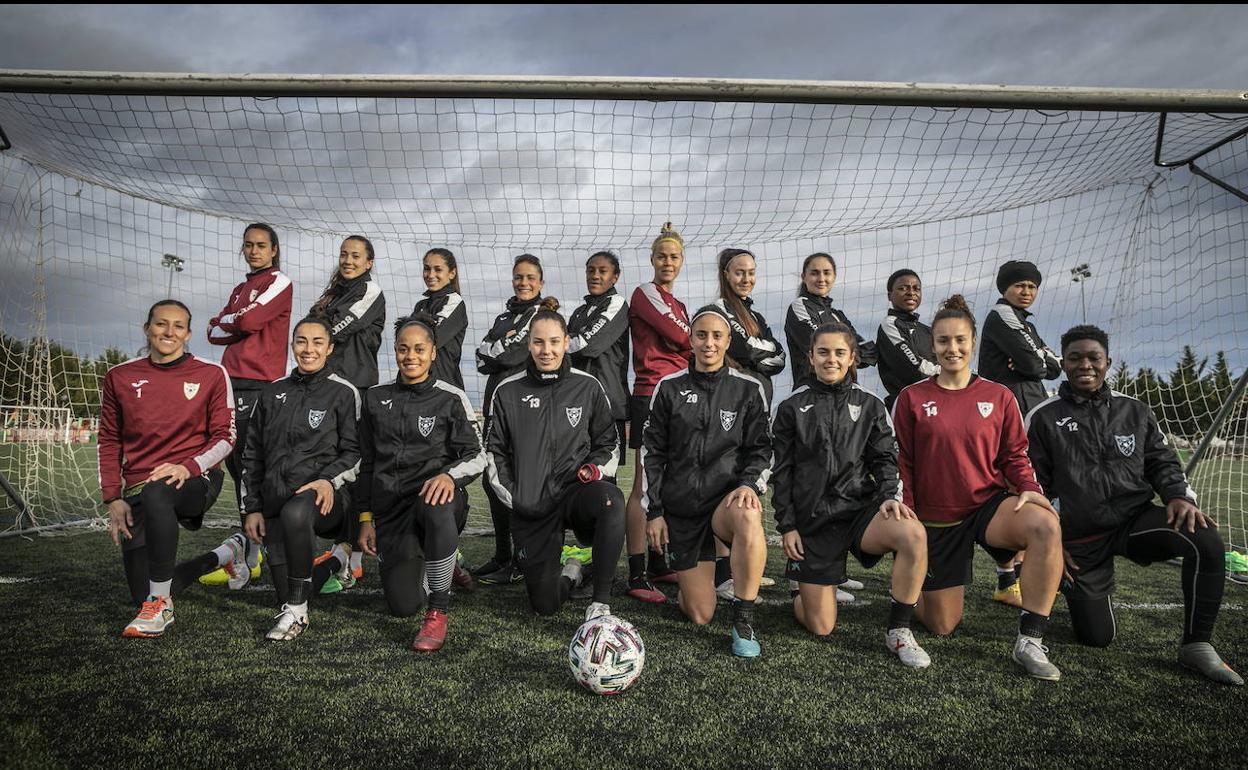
0, 77, 1245, 555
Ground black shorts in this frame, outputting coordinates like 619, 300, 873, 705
120, 468, 223, 551
1062, 503, 1168, 601
662, 508, 726, 572
922, 491, 1017, 591
628, 395, 651, 450
785, 506, 884, 586
510, 482, 614, 568
375, 490, 468, 564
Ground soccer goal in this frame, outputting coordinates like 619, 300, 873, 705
0, 72, 1245, 552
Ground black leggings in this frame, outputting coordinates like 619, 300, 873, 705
1067, 510, 1226, 647
523, 481, 625, 616
120, 470, 222, 605
377, 492, 468, 617
263, 490, 347, 606
224, 388, 260, 512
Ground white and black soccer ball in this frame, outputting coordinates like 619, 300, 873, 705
568, 615, 645, 695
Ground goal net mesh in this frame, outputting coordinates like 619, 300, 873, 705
0, 91, 1244, 552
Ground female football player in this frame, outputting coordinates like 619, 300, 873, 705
408, 248, 468, 389
785, 252, 877, 390
625, 223, 692, 603
773, 323, 930, 667
567, 251, 630, 481
713, 247, 786, 405
99, 300, 236, 637
875, 268, 938, 410
472, 254, 547, 584
893, 295, 1065, 681
307, 235, 385, 582
643, 306, 772, 657
240, 316, 361, 641
485, 301, 625, 621
357, 316, 486, 652
204, 222, 292, 585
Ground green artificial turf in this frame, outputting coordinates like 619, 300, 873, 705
2, 467, 1246, 769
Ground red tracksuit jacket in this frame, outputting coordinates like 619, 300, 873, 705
207, 266, 293, 382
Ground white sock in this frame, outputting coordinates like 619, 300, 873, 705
349, 550, 363, 570
149, 580, 172, 598
287, 601, 308, 618
332, 544, 350, 568
212, 543, 234, 566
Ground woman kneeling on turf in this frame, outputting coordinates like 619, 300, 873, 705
893, 295, 1065, 681
356, 316, 486, 652
241, 317, 361, 641
100, 300, 236, 637
772, 323, 930, 668
643, 306, 773, 658
485, 300, 626, 621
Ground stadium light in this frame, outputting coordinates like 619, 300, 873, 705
160, 253, 185, 296
1070, 263, 1092, 323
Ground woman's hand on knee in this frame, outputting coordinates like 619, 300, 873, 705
879, 499, 916, 520
420, 474, 456, 506
1166, 498, 1214, 534
727, 485, 760, 512
1014, 490, 1057, 518
295, 479, 335, 515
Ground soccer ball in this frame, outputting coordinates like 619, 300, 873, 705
568, 615, 645, 695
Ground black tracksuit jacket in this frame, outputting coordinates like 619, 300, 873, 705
355, 377, 486, 518
641, 365, 772, 520
876, 308, 940, 407
772, 378, 900, 534
410, 285, 468, 390
314, 270, 386, 389
485, 358, 619, 519
240, 367, 361, 517
1025, 382, 1196, 541
785, 289, 877, 389
567, 289, 630, 421
476, 295, 542, 418
714, 296, 786, 406
979, 299, 1061, 416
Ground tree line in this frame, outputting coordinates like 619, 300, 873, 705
0, 334, 1243, 440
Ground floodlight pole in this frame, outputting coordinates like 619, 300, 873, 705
1070, 264, 1092, 324
161, 253, 184, 297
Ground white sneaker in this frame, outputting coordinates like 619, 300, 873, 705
885, 628, 931, 669
222, 533, 251, 590
716, 578, 735, 602
585, 601, 612, 622
336, 545, 356, 590
1012, 635, 1061, 681
758, 576, 776, 587
836, 588, 855, 604
265, 604, 308, 642
122, 595, 174, 638
841, 577, 865, 591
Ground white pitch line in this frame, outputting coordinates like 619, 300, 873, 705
0, 576, 46, 584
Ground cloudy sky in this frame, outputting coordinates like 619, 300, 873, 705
1, 4, 1246, 407
2, 4, 1247, 88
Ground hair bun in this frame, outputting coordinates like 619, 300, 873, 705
942, 294, 971, 314
539, 296, 561, 312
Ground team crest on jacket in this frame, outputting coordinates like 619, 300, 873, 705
419, 416, 435, 437
977, 401, 993, 418
566, 407, 583, 428
249, 289, 259, 302
183, 382, 200, 400
720, 409, 737, 431
848, 403, 862, 422
1114, 434, 1136, 456
308, 409, 326, 429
